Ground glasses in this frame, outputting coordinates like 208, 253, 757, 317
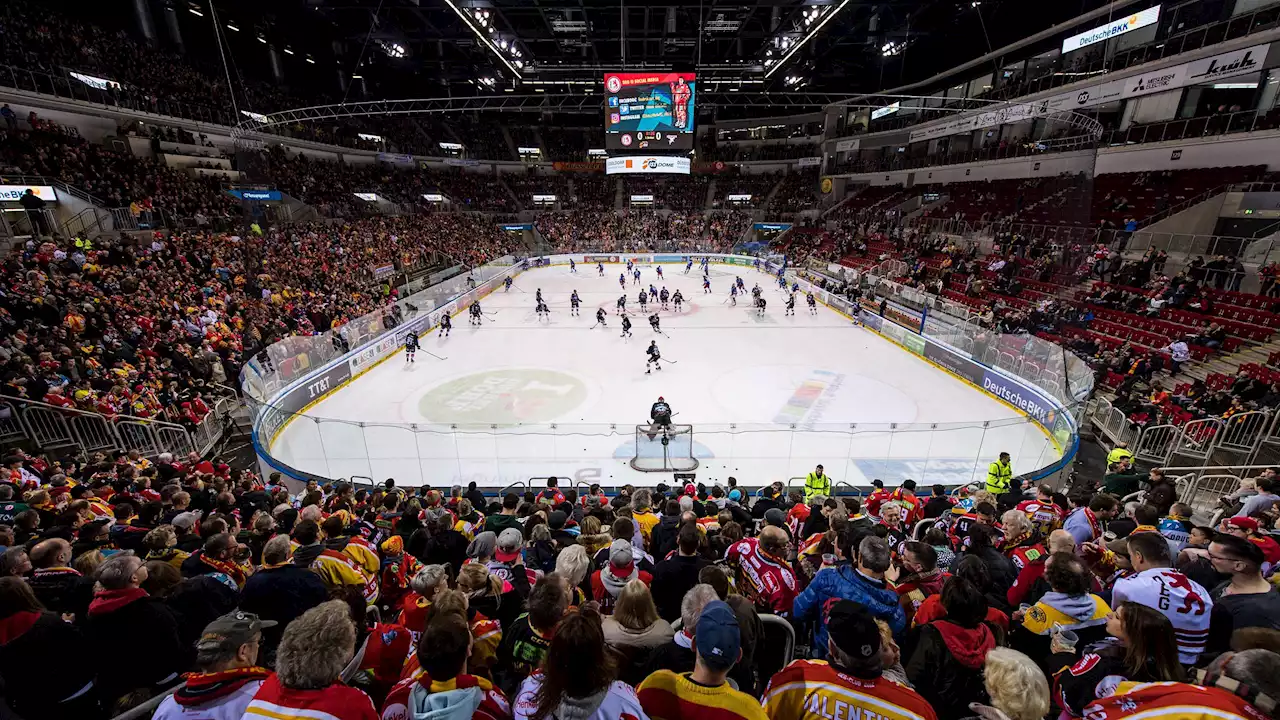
1208, 552, 1241, 563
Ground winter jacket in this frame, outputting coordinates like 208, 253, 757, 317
28, 566, 94, 618
953, 546, 1017, 594
0, 611, 99, 720
906, 620, 997, 719
240, 564, 330, 658
514, 675, 646, 720
650, 554, 711, 622
793, 565, 905, 658
648, 514, 683, 560
601, 617, 674, 656
1012, 591, 1111, 671
83, 588, 189, 706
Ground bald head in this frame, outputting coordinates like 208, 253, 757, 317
1048, 529, 1075, 554
760, 525, 789, 554
29, 538, 72, 569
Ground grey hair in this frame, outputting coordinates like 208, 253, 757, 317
410, 564, 448, 596
261, 535, 293, 566
809, 495, 828, 506
555, 544, 591, 586
275, 600, 356, 690
631, 489, 652, 512
299, 505, 323, 523
1217, 649, 1280, 702
858, 536, 891, 573
1000, 509, 1033, 536
95, 552, 143, 590
158, 453, 173, 463
680, 583, 719, 630
678, 495, 693, 513
530, 524, 551, 542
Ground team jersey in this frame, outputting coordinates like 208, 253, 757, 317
1158, 516, 1192, 554
381, 673, 510, 720
246, 674, 377, 720
889, 490, 923, 525
1081, 681, 1264, 720
762, 660, 938, 720
726, 537, 798, 617
1111, 568, 1212, 665
637, 671, 767, 720
1017, 499, 1066, 536
865, 488, 893, 517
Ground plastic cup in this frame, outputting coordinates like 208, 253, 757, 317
821, 553, 836, 566
1053, 628, 1079, 651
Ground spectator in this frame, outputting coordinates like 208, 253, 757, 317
637, 600, 768, 720
651, 522, 711, 622
727, 525, 798, 618
0, 577, 97, 720
484, 493, 523, 534
602, 579, 675, 671
922, 484, 954, 519
554, 544, 592, 606
650, 500, 684, 560
632, 490, 661, 543
1207, 532, 1280, 651
1082, 648, 1280, 717
239, 535, 329, 660
153, 611, 274, 720
641, 583, 719, 680
906, 576, 998, 718
1008, 528, 1075, 609
794, 534, 905, 658
28, 537, 93, 618
762, 600, 936, 720
1065, 495, 1119, 545
1011, 552, 1111, 669
244, 600, 377, 719
1053, 601, 1185, 716
498, 572, 570, 692
592, 539, 652, 613
894, 541, 948, 626
83, 552, 187, 710
515, 605, 647, 720
970, 647, 1050, 720
955, 523, 1016, 592
1110, 530, 1212, 665
1235, 477, 1279, 518
380, 609, 509, 720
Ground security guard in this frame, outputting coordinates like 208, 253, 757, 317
805, 464, 832, 502
986, 452, 1013, 497
73, 235, 93, 252
1106, 442, 1134, 468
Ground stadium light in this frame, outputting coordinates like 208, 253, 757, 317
257, 34, 267, 44
763, 0, 851, 78
283, 47, 295, 55
305, 55, 316, 64
445, 0, 524, 78
226, 23, 239, 31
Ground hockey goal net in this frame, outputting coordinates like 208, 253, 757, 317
630, 423, 699, 472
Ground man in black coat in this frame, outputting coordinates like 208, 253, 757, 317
648, 500, 684, 561
650, 523, 710, 622
28, 538, 94, 619
239, 535, 328, 662
82, 553, 188, 707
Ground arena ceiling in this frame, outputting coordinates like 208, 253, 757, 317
102, 0, 1115, 117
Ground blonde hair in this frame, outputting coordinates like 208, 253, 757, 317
612, 579, 660, 631
276, 600, 356, 690
458, 561, 501, 597
580, 516, 602, 536
432, 588, 469, 618
973, 490, 997, 507
75, 549, 106, 576
983, 647, 1050, 720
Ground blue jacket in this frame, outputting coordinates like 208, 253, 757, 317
792, 564, 905, 657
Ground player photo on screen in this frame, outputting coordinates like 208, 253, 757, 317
604, 72, 697, 151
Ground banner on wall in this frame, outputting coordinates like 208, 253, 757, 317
797, 157, 823, 167
834, 138, 860, 153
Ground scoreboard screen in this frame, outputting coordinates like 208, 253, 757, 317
604, 72, 696, 151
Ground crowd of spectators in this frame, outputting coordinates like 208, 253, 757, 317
3, 463, 1280, 720
535, 210, 750, 253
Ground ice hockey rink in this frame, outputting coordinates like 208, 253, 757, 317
269, 264, 1060, 489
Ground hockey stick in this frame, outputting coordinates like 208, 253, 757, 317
422, 350, 447, 361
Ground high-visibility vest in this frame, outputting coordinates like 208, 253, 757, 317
986, 460, 1012, 495
804, 471, 831, 501
1106, 447, 1134, 466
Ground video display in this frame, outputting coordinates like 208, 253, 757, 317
604, 72, 696, 151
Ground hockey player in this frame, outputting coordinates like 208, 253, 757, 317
777, 275, 787, 290
404, 330, 419, 363
656, 265, 664, 280
621, 315, 633, 338
785, 293, 796, 316
504, 276, 513, 292
672, 290, 684, 310
659, 287, 669, 309
536, 300, 550, 321
649, 283, 658, 298
469, 303, 483, 325
626, 259, 634, 273
633, 268, 641, 285
751, 283, 762, 300
645, 341, 662, 374
807, 291, 818, 315
646, 395, 673, 439
735, 276, 745, 293
753, 258, 761, 270
791, 281, 800, 293
570, 290, 581, 316
649, 313, 662, 334
439, 312, 452, 336
595, 307, 607, 327
703, 276, 711, 293
616, 294, 627, 315
685, 258, 693, 274
619, 273, 626, 290
597, 262, 605, 276
569, 259, 576, 273
535, 288, 543, 304
638, 290, 648, 311
729, 284, 738, 306
756, 296, 767, 316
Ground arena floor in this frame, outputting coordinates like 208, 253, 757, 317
269, 264, 1057, 489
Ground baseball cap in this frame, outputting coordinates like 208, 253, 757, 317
548, 510, 567, 530
495, 528, 524, 563
1226, 517, 1260, 533
171, 511, 198, 531
826, 600, 881, 662
764, 508, 787, 527
197, 610, 276, 652
608, 539, 634, 569
694, 601, 741, 671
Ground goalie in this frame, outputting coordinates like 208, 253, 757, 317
646, 395, 673, 441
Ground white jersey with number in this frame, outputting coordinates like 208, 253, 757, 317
1111, 567, 1212, 665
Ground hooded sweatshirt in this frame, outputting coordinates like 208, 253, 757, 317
514, 674, 647, 720
1022, 591, 1110, 635
932, 620, 996, 669
381, 673, 509, 720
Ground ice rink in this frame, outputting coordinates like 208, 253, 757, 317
269, 263, 1059, 488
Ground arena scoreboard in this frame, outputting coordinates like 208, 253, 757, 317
604, 72, 696, 151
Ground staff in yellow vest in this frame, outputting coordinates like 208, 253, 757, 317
805, 464, 832, 502
1106, 442, 1134, 468
986, 452, 1013, 496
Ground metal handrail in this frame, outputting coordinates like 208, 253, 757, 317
500, 480, 530, 497
110, 682, 184, 720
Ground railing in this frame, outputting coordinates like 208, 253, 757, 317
0, 393, 232, 460
1089, 399, 1278, 470
1103, 109, 1278, 147
0, 64, 237, 126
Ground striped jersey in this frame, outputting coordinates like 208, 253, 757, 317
244, 674, 378, 720
761, 660, 938, 720
637, 670, 768, 720
1111, 568, 1212, 665
1081, 681, 1264, 720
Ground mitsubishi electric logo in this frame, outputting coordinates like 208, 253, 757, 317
1190, 50, 1259, 82
1132, 72, 1177, 94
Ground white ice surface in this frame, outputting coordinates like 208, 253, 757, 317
270, 264, 1058, 488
